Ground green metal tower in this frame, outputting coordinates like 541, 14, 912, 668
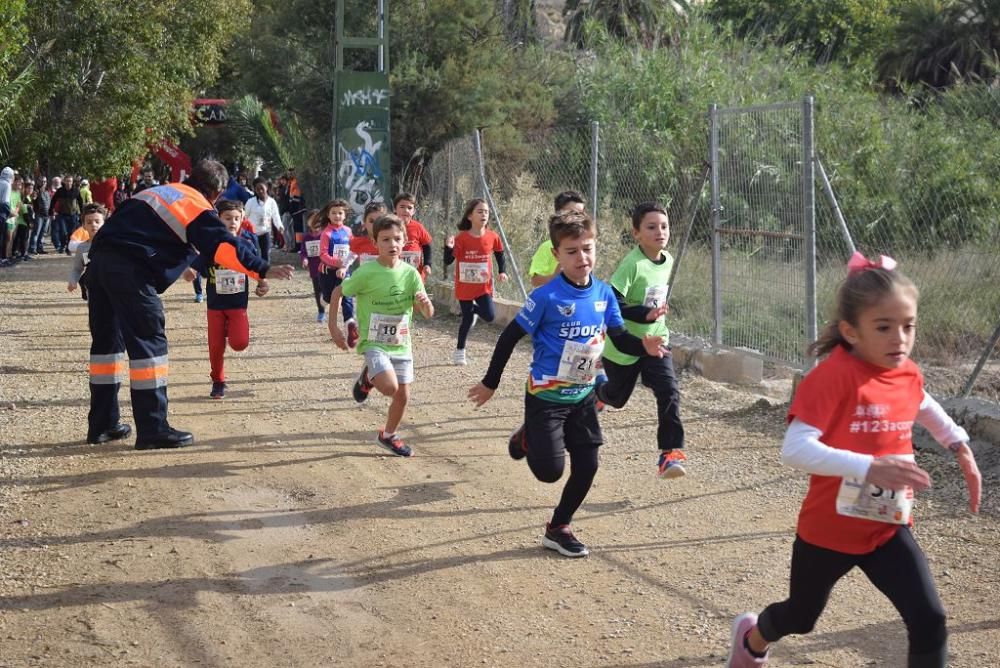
332, 0, 391, 226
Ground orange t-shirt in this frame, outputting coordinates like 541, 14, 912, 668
789, 344, 924, 554
452, 230, 502, 301
349, 234, 379, 265
402, 219, 432, 269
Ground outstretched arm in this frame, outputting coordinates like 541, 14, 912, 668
468, 320, 527, 406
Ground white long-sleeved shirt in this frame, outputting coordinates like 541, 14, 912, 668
244, 196, 281, 236
782, 391, 968, 481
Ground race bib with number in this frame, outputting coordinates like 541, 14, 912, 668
333, 243, 351, 263
304, 240, 321, 257
643, 285, 668, 309
215, 269, 247, 295
368, 313, 410, 346
556, 340, 604, 384
401, 251, 422, 268
835, 477, 913, 525
459, 261, 489, 284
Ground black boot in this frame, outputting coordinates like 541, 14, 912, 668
134, 427, 194, 450
87, 423, 132, 445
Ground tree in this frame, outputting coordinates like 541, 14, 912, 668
6, 0, 251, 176
564, 0, 690, 47
0, 0, 32, 157
877, 0, 1000, 89
707, 0, 905, 64
231, 0, 570, 176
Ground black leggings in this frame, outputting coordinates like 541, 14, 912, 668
311, 275, 324, 312
597, 353, 684, 451
457, 295, 495, 349
524, 392, 602, 527
758, 528, 947, 667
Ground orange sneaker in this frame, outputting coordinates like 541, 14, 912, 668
657, 449, 687, 479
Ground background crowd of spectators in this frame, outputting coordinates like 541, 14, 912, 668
0, 163, 306, 269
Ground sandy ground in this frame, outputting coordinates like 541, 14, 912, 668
1, 251, 998, 668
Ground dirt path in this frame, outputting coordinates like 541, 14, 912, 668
1, 252, 998, 668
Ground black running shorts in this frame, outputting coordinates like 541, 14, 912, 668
523, 390, 603, 458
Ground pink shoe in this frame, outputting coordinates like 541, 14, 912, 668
726, 612, 769, 667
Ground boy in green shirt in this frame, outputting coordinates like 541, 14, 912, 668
330, 214, 434, 457
528, 191, 586, 287
597, 202, 687, 478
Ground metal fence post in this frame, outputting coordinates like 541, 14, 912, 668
709, 104, 723, 346
473, 129, 529, 301
816, 155, 855, 256
667, 164, 710, 302
590, 121, 599, 221
802, 95, 818, 350
961, 317, 1000, 398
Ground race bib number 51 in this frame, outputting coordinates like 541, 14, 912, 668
836, 478, 913, 525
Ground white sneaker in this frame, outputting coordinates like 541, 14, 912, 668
452, 349, 467, 366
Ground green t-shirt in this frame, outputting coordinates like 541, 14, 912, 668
6, 191, 21, 229
602, 246, 673, 366
341, 259, 424, 357
528, 240, 558, 278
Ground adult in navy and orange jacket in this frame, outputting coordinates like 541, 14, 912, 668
85, 160, 294, 450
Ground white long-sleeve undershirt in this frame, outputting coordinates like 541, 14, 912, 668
782, 391, 969, 480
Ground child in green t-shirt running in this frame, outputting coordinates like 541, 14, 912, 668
329, 214, 434, 457
596, 202, 687, 479
527, 191, 586, 288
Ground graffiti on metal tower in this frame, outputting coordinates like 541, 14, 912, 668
335, 71, 391, 226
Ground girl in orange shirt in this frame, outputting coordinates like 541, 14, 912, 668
726, 254, 981, 668
443, 198, 507, 366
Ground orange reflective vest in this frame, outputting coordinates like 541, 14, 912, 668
131, 183, 213, 243
132, 183, 262, 280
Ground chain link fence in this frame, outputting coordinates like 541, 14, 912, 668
421, 93, 1000, 402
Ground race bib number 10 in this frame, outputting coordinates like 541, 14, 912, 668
369, 313, 410, 346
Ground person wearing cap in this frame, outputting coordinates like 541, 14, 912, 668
79, 179, 93, 205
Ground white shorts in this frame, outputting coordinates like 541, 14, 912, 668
364, 349, 414, 385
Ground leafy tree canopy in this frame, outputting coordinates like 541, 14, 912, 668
707, 0, 906, 64
6, 0, 250, 176
229, 0, 571, 177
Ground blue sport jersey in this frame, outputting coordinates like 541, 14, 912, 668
515, 274, 624, 404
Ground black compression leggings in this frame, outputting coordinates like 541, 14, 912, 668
757, 528, 947, 667
311, 275, 324, 312
457, 295, 496, 350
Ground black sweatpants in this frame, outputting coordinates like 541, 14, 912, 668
757, 528, 948, 667
597, 353, 684, 452
86, 249, 171, 441
524, 391, 603, 527
457, 294, 495, 349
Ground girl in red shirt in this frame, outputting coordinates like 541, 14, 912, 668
443, 198, 508, 366
349, 201, 384, 268
726, 254, 981, 668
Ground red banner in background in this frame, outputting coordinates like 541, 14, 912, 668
193, 98, 227, 125
153, 140, 193, 182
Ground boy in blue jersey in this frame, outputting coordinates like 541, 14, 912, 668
468, 211, 667, 558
